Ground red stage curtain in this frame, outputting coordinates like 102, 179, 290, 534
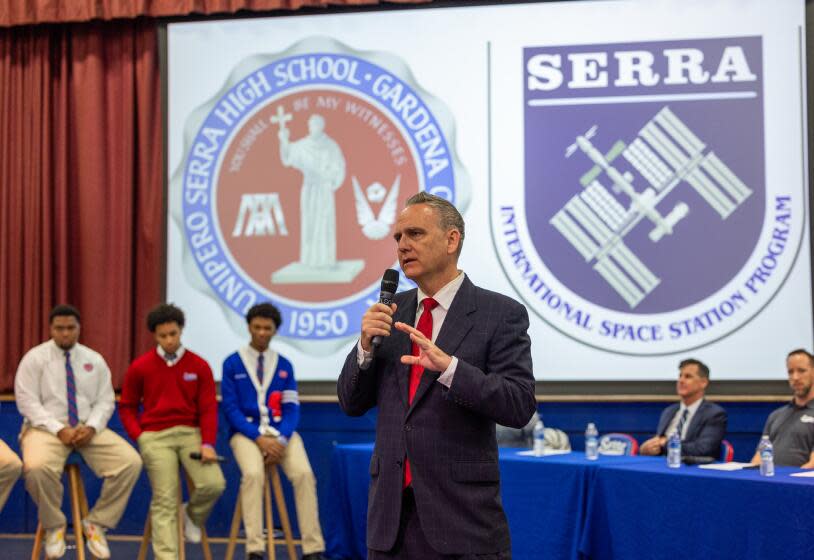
0, 0, 429, 27
0, 20, 162, 390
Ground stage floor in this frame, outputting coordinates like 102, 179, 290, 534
0, 533, 303, 559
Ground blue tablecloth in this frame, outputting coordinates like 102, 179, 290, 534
324, 443, 658, 560
580, 461, 814, 560
325, 443, 373, 560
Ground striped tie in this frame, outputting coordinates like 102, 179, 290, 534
257, 354, 264, 385
65, 351, 79, 427
675, 408, 689, 439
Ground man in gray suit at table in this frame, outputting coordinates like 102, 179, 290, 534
640, 358, 727, 458
338, 192, 537, 559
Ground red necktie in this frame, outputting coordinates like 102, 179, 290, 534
404, 297, 438, 488
408, 298, 438, 403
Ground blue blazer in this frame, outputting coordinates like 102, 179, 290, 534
338, 276, 537, 555
656, 399, 727, 458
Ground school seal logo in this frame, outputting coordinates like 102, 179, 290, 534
172, 37, 469, 341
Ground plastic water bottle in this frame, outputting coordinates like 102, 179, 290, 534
759, 435, 775, 477
667, 430, 682, 468
532, 420, 546, 457
585, 422, 599, 460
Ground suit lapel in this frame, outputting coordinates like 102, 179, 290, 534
685, 400, 706, 439
408, 277, 477, 416
433, 277, 477, 358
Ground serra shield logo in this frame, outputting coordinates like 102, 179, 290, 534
175, 38, 467, 341
494, 36, 804, 355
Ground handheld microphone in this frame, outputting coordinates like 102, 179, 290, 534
189, 451, 228, 463
371, 269, 400, 349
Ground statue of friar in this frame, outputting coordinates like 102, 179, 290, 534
278, 113, 346, 269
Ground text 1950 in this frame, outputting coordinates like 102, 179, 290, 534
287, 310, 349, 337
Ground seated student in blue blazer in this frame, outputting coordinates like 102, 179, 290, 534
640, 358, 727, 458
221, 303, 326, 560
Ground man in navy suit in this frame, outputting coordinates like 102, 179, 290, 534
338, 192, 536, 559
640, 358, 727, 458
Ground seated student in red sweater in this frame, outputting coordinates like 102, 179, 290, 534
221, 302, 326, 560
119, 303, 225, 560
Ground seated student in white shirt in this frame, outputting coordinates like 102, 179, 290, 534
14, 304, 142, 560
640, 358, 727, 458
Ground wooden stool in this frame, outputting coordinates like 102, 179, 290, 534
225, 464, 297, 560
137, 469, 213, 560
31, 452, 97, 560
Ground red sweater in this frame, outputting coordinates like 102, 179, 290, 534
119, 349, 218, 446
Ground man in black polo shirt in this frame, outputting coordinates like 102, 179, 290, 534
752, 349, 814, 468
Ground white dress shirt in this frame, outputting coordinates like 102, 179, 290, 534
156, 344, 185, 366
14, 339, 115, 435
358, 271, 466, 387
665, 397, 704, 440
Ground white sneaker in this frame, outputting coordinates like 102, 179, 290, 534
82, 519, 111, 559
183, 503, 202, 543
44, 525, 66, 559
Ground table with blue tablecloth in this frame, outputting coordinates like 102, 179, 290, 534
579, 461, 814, 560
324, 443, 658, 560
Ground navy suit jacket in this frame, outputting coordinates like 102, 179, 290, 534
656, 399, 727, 458
337, 276, 537, 555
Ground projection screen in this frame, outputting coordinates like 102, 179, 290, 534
166, 0, 812, 381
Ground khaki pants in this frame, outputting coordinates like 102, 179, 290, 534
139, 426, 226, 560
0, 439, 22, 512
230, 432, 325, 555
20, 427, 142, 529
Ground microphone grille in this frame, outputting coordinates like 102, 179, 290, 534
381, 269, 400, 292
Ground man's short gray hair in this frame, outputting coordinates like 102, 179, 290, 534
405, 192, 465, 255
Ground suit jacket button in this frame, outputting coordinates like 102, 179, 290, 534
404, 424, 412, 431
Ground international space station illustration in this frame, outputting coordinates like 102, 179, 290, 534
550, 106, 752, 308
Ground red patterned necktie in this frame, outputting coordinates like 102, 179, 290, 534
404, 297, 438, 488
